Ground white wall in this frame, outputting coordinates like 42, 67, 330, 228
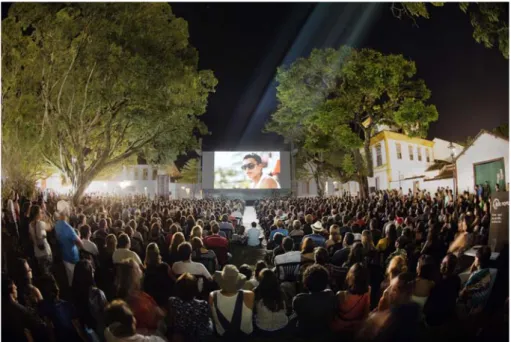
433, 138, 463, 162
387, 138, 433, 182
456, 133, 509, 194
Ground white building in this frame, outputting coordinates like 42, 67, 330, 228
455, 130, 509, 194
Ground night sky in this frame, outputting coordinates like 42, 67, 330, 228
2, 3, 509, 155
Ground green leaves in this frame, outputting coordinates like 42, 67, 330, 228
2, 3, 217, 202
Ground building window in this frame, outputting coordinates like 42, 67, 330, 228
375, 143, 383, 167
152, 169, 158, 180
142, 168, 148, 181
426, 149, 431, 162
408, 145, 414, 160
396, 143, 402, 160
417, 147, 422, 161
134, 168, 139, 180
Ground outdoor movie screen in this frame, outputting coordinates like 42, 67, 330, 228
214, 151, 283, 189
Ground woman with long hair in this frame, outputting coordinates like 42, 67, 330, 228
143, 242, 174, 307
331, 263, 370, 334
190, 225, 203, 240
168, 232, 185, 265
300, 237, 315, 262
361, 230, 375, 257
72, 259, 108, 340
377, 255, 408, 311
411, 254, 436, 313
8, 258, 42, 310
28, 205, 53, 275
191, 237, 218, 274
115, 259, 164, 333
253, 269, 288, 334
343, 242, 365, 268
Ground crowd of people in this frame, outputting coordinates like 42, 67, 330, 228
0, 187, 508, 342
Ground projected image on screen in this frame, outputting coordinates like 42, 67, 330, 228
214, 152, 281, 189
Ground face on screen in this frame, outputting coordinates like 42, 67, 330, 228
242, 157, 262, 181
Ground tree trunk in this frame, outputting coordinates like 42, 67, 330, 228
314, 171, 324, 197
364, 136, 373, 178
357, 174, 369, 200
72, 177, 93, 206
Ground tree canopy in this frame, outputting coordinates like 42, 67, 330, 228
392, 2, 509, 59
266, 46, 438, 196
178, 158, 200, 184
2, 3, 217, 203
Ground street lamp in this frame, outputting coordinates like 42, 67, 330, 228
448, 142, 457, 197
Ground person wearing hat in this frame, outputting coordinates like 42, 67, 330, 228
209, 265, 254, 338
55, 202, 84, 286
303, 221, 327, 248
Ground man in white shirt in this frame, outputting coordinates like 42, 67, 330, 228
274, 237, 301, 268
171, 242, 212, 292
112, 233, 143, 266
79, 225, 99, 256
246, 222, 264, 247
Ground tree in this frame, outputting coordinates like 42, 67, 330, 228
392, 2, 509, 59
178, 158, 200, 184
266, 47, 438, 197
2, 3, 217, 205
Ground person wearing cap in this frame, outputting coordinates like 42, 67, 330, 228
55, 203, 84, 286
209, 265, 254, 338
303, 221, 326, 248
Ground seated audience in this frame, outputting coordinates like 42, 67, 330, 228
191, 237, 218, 274
304, 221, 326, 247
168, 273, 213, 341
112, 233, 143, 266
210, 265, 254, 338
143, 243, 174, 307
300, 237, 316, 262
331, 232, 354, 266
253, 269, 288, 334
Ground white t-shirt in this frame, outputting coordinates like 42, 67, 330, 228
172, 261, 212, 292
29, 221, 52, 258
82, 239, 99, 256
112, 248, 143, 265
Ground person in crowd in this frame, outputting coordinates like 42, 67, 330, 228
325, 224, 342, 249
55, 206, 84, 286
103, 300, 166, 342
38, 274, 88, 342
253, 268, 288, 335
343, 242, 365, 268
304, 221, 326, 247
424, 253, 460, 326
269, 219, 288, 241
28, 204, 53, 275
386, 236, 408, 266
113, 233, 143, 266
331, 263, 370, 334
411, 254, 436, 314
361, 229, 375, 257
232, 225, 248, 245
210, 265, 254, 338
274, 237, 301, 268
376, 224, 397, 254
457, 245, 493, 317
239, 264, 256, 291
369, 218, 382, 246
289, 219, 304, 237
168, 232, 186, 265
246, 221, 264, 247
2, 276, 49, 342
168, 273, 213, 341
72, 259, 108, 341
300, 237, 316, 262
9, 257, 42, 310
203, 222, 230, 265
448, 214, 475, 258
172, 242, 213, 293
378, 255, 408, 311
191, 237, 218, 274
331, 232, 355, 266
292, 264, 337, 338
115, 259, 165, 334
80, 224, 100, 256
251, 260, 267, 288
143, 242, 174, 307
271, 233, 285, 263
303, 214, 313, 236
219, 214, 234, 238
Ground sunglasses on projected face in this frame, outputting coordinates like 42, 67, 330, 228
241, 163, 257, 170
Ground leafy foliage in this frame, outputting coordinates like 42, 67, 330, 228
178, 158, 200, 184
266, 46, 438, 196
2, 3, 217, 203
393, 2, 508, 59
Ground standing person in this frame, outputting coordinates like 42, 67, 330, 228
55, 206, 84, 286
79, 224, 99, 256
28, 205, 53, 275
210, 265, 254, 338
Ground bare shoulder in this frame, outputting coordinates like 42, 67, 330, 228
261, 177, 278, 189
